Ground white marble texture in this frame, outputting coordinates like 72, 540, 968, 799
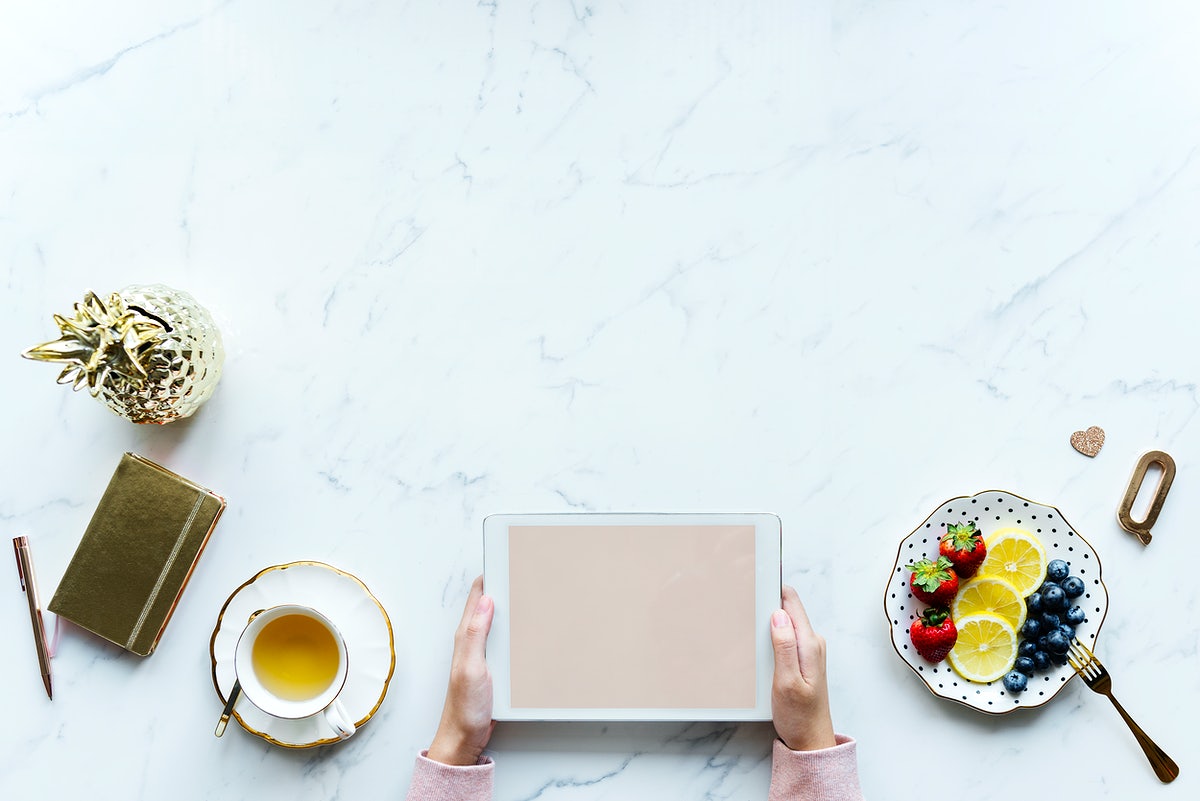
2, 1, 1199, 798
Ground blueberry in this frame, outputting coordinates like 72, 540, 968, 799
1021, 618, 1042, 639
1046, 629, 1070, 654
1042, 584, 1068, 611
1065, 606, 1087, 626
1062, 576, 1086, 598
1014, 656, 1036, 676
1033, 650, 1052, 671
1041, 612, 1062, 629
1055, 623, 1076, 641
1019, 640, 1038, 657
1026, 592, 1043, 614
1050, 651, 1069, 666
1047, 559, 1070, 582
1003, 670, 1029, 692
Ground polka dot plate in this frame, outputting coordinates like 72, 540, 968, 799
884, 490, 1108, 714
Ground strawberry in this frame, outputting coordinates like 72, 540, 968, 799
939, 521, 987, 578
908, 556, 959, 606
909, 607, 957, 663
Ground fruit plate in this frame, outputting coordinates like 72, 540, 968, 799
884, 490, 1109, 714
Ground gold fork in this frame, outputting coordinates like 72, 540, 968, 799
1067, 639, 1179, 783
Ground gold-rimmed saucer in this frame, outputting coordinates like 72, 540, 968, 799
209, 561, 395, 747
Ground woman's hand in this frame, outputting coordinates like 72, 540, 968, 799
769, 584, 837, 751
427, 576, 496, 766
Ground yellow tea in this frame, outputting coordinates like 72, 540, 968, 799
251, 613, 340, 701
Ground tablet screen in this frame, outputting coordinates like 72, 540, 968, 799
507, 523, 757, 710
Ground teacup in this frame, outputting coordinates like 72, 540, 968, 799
233, 604, 356, 739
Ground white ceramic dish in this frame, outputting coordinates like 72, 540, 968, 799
884, 490, 1108, 714
210, 561, 395, 747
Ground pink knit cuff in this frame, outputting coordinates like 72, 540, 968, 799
769, 734, 864, 801
405, 751, 494, 801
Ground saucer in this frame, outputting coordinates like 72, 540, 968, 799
210, 561, 396, 747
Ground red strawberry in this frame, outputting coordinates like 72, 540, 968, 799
908, 556, 959, 606
909, 607, 957, 663
939, 521, 987, 578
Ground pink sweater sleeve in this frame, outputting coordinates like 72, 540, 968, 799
404, 736, 863, 801
404, 751, 494, 801
768, 735, 865, 801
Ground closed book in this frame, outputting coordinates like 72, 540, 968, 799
49, 453, 226, 656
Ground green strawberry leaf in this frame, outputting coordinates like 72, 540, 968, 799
943, 521, 981, 551
920, 607, 950, 627
909, 557, 954, 592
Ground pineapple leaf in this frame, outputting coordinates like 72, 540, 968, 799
22, 290, 165, 393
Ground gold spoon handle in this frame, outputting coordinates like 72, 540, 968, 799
214, 681, 242, 738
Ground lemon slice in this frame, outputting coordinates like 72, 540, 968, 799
978, 527, 1047, 597
947, 613, 1018, 683
952, 576, 1027, 631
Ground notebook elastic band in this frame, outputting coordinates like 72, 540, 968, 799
126, 492, 206, 650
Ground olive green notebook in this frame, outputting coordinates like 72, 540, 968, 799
49, 453, 226, 656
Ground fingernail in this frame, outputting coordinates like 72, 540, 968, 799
771, 610, 789, 628
476, 594, 493, 614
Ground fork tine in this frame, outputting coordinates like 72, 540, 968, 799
1068, 638, 1093, 668
1071, 638, 1096, 660
1066, 639, 1099, 680
1067, 654, 1090, 679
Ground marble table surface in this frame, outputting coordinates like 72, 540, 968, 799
3, 2, 1198, 799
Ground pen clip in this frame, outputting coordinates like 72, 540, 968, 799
13, 537, 27, 591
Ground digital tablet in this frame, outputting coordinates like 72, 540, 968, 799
482, 512, 781, 721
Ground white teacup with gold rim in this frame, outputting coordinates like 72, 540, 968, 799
233, 605, 356, 739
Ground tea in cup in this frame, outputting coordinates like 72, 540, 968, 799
234, 605, 355, 739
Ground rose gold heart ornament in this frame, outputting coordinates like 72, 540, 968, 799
1070, 426, 1105, 457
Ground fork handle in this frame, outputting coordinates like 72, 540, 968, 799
1106, 694, 1180, 783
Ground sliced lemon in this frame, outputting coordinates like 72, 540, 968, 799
978, 527, 1047, 597
952, 576, 1027, 631
947, 613, 1018, 683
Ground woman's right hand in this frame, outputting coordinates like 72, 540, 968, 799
769, 584, 837, 751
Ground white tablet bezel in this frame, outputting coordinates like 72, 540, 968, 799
482, 512, 781, 721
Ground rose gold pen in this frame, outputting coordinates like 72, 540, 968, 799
13, 536, 53, 699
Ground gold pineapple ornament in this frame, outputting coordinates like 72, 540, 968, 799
22, 284, 224, 424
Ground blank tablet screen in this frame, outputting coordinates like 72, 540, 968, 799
507, 524, 757, 709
